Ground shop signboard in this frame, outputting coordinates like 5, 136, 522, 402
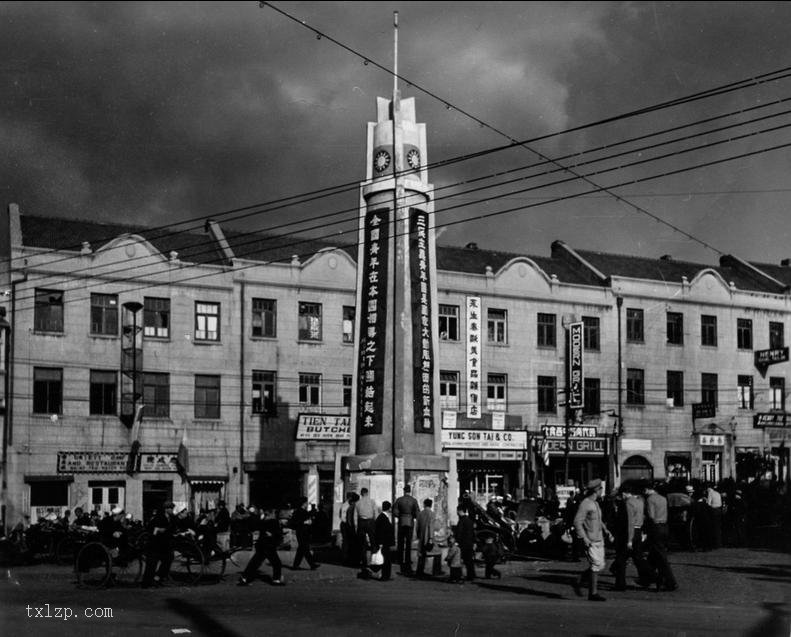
698, 434, 725, 447
542, 424, 597, 438
753, 412, 789, 428
466, 296, 482, 418
57, 450, 177, 473
295, 414, 351, 440
568, 322, 584, 409
755, 347, 789, 368
545, 437, 608, 455
441, 429, 527, 450
692, 403, 715, 421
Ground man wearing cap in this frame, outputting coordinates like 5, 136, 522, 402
142, 502, 176, 588
99, 507, 129, 564
573, 478, 613, 601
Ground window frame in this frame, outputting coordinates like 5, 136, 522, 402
487, 309, 508, 345
537, 375, 557, 414
34, 288, 64, 333
737, 375, 754, 410
486, 373, 507, 411
33, 367, 63, 414
626, 308, 644, 343
195, 301, 220, 342
194, 374, 221, 419
342, 306, 355, 344
252, 370, 277, 416
626, 368, 645, 406
582, 316, 600, 351
298, 302, 323, 342
439, 370, 459, 410
90, 293, 119, 336
537, 313, 557, 348
142, 372, 170, 418
143, 297, 170, 339
769, 321, 785, 350
701, 314, 717, 347
89, 370, 117, 415
666, 311, 684, 345
438, 304, 460, 341
666, 370, 684, 408
251, 298, 277, 338
701, 373, 718, 408
770, 377, 786, 411
343, 375, 353, 410
582, 377, 600, 416
737, 318, 753, 350
299, 373, 322, 407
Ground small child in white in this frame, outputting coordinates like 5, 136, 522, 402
445, 535, 463, 583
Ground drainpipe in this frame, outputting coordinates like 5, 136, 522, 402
239, 280, 245, 494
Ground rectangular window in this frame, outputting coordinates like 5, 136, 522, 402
142, 372, 170, 418
438, 304, 459, 341
342, 306, 355, 344
487, 309, 507, 344
702, 373, 718, 408
299, 373, 321, 406
89, 370, 117, 415
33, 367, 62, 414
195, 302, 220, 341
769, 321, 785, 349
298, 302, 322, 341
737, 375, 754, 410
667, 312, 684, 345
737, 318, 753, 350
195, 374, 221, 419
439, 371, 459, 410
486, 373, 507, 410
626, 308, 644, 342
701, 315, 717, 347
582, 316, 600, 351
144, 297, 170, 338
626, 368, 645, 406
29, 482, 68, 507
343, 375, 353, 409
252, 370, 276, 415
90, 293, 118, 336
251, 298, 276, 338
537, 375, 557, 413
667, 370, 684, 408
537, 313, 557, 347
583, 378, 600, 415
34, 289, 63, 332
770, 377, 785, 411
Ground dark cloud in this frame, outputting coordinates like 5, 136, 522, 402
2, 1, 791, 264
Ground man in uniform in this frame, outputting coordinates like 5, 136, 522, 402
393, 485, 419, 575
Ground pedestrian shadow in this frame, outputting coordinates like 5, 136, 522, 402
671, 561, 791, 583
475, 580, 565, 599
165, 597, 245, 637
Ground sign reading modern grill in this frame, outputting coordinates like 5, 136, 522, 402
296, 414, 351, 440
692, 403, 715, 421
545, 437, 608, 455
441, 429, 527, 450
568, 322, 584, 409
753, 412, 789, 428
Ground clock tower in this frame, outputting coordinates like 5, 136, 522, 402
344, 14, 451, 524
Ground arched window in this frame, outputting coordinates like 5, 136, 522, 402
621, 455, 654, 483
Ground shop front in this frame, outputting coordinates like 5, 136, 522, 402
541, 424, 609, 490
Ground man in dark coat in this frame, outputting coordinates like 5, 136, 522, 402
291, 497, 319, 570
141, 502, 176, 588
238, 508, 284, 586
374, 501, 396, 581
455, 507, 476, 581
393, 485, 419, 575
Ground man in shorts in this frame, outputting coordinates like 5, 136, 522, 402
573, 478, 614, 601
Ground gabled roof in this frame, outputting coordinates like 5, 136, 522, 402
221, 228, 357, 264
19, 215, 227, 265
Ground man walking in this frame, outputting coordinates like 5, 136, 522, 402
141, 502, 176, 588
644, 482, 678, 591
573, 478, 613, 602
612, 482, 652, 590
415, 499, 435, 578
354, 487, 377, 571
455, 507, 476, 581
291, 497, 319, 570
393, 484, 419, 575
374, 501, 395, 581
238, 507, 284, 586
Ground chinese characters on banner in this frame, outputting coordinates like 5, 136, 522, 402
410, 209, 434, 432
568, 322, 584, 409
356, 208, 390, 437
466, 296, 481, 418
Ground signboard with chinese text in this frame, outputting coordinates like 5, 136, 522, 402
466, 296, 481, 418
441, 429, 527, 450
568, 322, 583, 409
296, 414, 351, 440
542, 424, 597, 438
410, 209, 434, 432
58, 450, 177, 473
692, 403, 716, 421
356, 208, 389, 437
698, 434, 725, 447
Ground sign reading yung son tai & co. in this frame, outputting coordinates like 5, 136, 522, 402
568, 322, 584, 409
441, 429, 527, 450
296, 414, 351, 440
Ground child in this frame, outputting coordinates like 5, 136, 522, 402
482, 536, 502, 579
445, 535, 463, 583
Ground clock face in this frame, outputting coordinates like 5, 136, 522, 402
407, 149, 421, 169
374, 150, 391, 173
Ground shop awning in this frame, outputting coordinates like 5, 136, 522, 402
24, 475, 74, 483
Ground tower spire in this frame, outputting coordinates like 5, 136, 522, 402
393, 11, 399, 104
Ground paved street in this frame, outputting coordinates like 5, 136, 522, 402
2, 538, 789, 637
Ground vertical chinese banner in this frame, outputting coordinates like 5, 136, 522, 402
410, 209, 434, 432
568, 322, 584, 409
357, 208, 390, 437
466, 296, 481, 418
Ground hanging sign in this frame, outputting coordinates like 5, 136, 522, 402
410, 209, 434, 432
466, 296, 481, 418
568, 322, 584, 409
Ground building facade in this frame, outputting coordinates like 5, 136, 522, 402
2, 209, 790, 527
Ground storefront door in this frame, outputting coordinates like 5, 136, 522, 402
89, 481, 125, 515
701, 451, 722, 483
